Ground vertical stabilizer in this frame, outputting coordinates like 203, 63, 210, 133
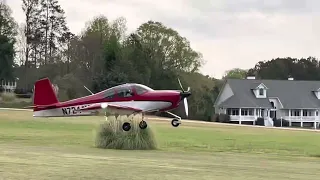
33, 78, 59, 106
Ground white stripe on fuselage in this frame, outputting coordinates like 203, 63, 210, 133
33, 101, 172, 117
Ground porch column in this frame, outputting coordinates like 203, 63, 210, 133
314, 110, 317, 130
316, 110, 319, 129
259, 109, 261, 117
289, 109, 292, 127
239, 108, 242, 124
300, 109, 303, 127
253, 109, 256, 125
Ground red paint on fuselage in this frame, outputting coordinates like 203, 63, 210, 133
34, 84, 182, 112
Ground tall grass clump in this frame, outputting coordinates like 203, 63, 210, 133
0, 92, 17, 102
95, 115, 157, 150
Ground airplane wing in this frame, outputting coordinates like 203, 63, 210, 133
78, 102, 143, 114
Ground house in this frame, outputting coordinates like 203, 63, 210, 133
214, 77, 320, 129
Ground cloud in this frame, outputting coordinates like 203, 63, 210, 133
6, 0, 320, 78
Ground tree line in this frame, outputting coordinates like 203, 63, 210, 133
1, 1, 320, 121
223, 57, 320, 80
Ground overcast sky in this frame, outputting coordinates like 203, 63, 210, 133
6, 0, 320, 78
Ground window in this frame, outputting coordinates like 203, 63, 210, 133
241, 108, 254, 116
259, 88, 264, 96
104, 89, 115, 99
134, 85, 151, 95
227, 108, 239, 116
303, 110, 312, 116
116, 86, 134, 98
291, 109, 300, 116
270, 102, 275, 108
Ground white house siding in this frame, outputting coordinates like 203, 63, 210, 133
214, 83, 233, 113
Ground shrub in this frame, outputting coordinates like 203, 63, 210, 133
273, 118, 290, 127
95, 115, 157, 150
218, 114, 230, 123
210, 114, 219, 122
255, 117, 264, 126
0, 92, 17, 102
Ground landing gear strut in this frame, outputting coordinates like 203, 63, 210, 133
139, 113, 148, 129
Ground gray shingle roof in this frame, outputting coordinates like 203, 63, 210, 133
219, 79, 320, 109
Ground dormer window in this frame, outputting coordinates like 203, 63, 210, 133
252, 83, 268, 98
259, 88, 264, 96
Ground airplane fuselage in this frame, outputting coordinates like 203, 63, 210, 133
33, 101, 173, 117
31, 78, 191, 130
33, 83, 183, 117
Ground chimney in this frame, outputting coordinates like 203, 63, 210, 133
288, 77, 294, 80
246, 76, 255, 80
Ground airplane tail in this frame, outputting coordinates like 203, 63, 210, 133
31, 78, 59, 110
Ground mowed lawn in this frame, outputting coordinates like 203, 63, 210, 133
0, 110, 320, 180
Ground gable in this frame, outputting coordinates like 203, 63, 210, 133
313, 89, 320, 99
255, 83, 268, 89
214, 82, 234, 106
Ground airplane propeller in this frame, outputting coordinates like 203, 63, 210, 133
177, 78, 191, 118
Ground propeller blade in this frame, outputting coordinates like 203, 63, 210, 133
178, 78, 185, 92
186, 87, 190, 92
184, 97, 188, 117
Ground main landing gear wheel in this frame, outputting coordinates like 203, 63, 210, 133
139, 120, 148, 129
122, 122, 131, 131
171, 118, 180, 127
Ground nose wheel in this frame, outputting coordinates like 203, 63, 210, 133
171, 118, 181, 127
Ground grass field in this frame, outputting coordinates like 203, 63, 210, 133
1, 110, 320, 180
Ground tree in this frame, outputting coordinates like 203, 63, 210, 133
39, 0, 71, 64
15, 23, 27, 66
223, 68, 247, 79
0, 35, 15, 81
247, 57, 320, 80
68, 16, 127, 89
0, 2, 17, 41
0, 2, 17, 81
136, 21, 204, 73
126, 21, 205, 90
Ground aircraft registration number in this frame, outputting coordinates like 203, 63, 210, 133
62, 105, 90, 115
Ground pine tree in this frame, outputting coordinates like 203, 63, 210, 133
39, 0, 71, 64
22, 0, 41, 68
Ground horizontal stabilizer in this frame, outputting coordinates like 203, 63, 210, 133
25, 104, 57, 109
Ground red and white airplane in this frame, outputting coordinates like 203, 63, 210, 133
29, 78, 191, 131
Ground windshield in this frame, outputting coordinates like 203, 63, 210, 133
133, 84, 154, 95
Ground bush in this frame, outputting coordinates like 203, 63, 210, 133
210, 114, 219, 122
273, 118, 290, 127
95, 115, 157, 150
255, 117, 264, 126
0, 92, 17, 102
218, 114, 230, 123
